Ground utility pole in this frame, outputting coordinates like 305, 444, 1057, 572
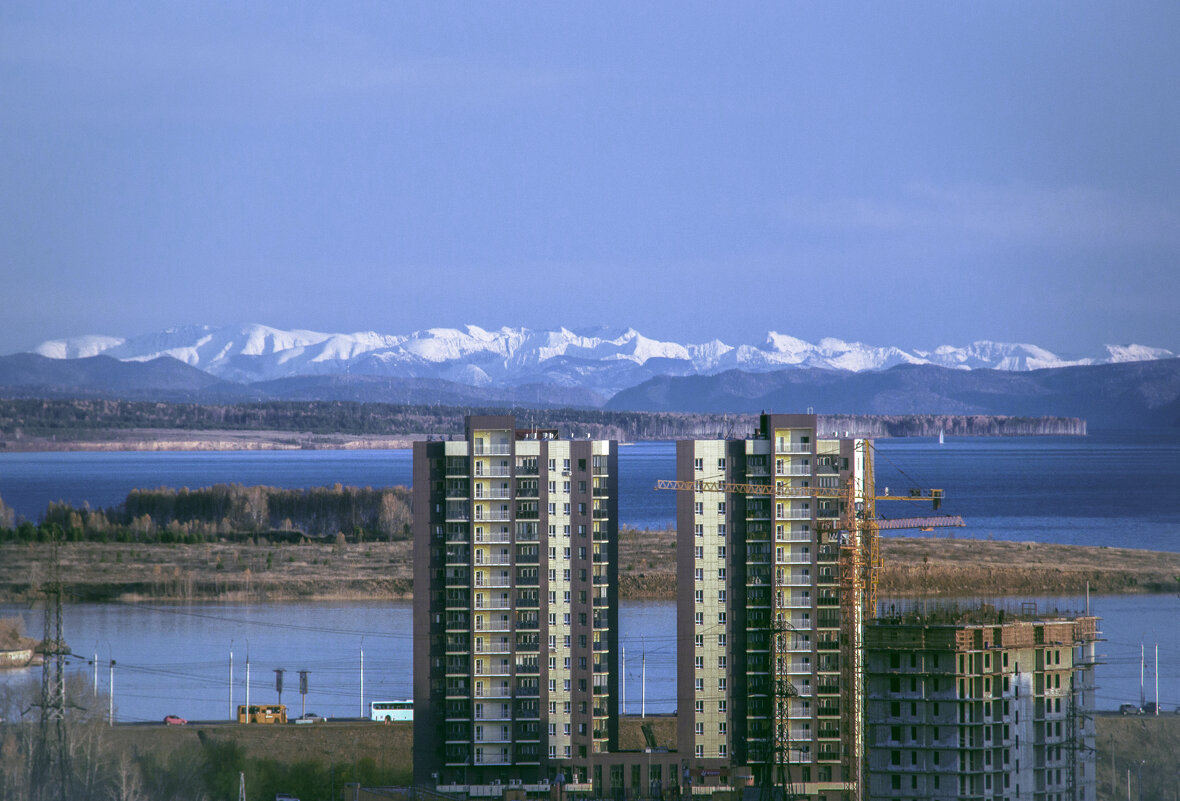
108, 659, 115, 725
641, 646, 646, 718
1154, 643, 1159, 715
274, 668, 285, 707
359, 642, 365, 718
1140, 643, 1145, 709
245, 642, 251, 724
299, 670, 310, 719
229, 642, 234, 720
31, 532, 71, 801
621, 644, 626, 714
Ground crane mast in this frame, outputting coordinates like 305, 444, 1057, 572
658, 439, 960, 800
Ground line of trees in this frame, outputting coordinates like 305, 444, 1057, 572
0, 484, 412, 545
0, 398, 1087, 441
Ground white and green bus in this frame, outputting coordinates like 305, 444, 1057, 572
369, 699, 413, 722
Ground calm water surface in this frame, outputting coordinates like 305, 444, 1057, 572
0, 597, 1173, 722
1, 432, 1177, 721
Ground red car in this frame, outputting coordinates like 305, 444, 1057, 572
163, 715, 187, 725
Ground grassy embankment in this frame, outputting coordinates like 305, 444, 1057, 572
1, 531, 1177, 603
93, 713, 1179, 799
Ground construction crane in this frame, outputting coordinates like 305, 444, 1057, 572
656, 440, 963, 800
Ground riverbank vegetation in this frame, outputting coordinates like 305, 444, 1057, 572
0, 484, 411, 542
0, 530, 1176, 604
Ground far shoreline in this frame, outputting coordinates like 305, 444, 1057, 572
0, 427, 1090, 454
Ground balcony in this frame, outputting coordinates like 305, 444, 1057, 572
474, 555, 512, 566
473, 577, 512, 588
475, 488, 512, 500
474, 531, 511, 544
472, 512, 510, 524
776, 467, 812, 477
473, 445, 511, 456
775, 442, 812, 455
473, 466, 511, 478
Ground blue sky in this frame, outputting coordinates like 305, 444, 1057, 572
2, 2, 1177, 355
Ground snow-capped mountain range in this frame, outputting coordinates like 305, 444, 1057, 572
27, 324, 1175, 396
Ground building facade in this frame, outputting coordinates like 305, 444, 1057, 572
676, 413, 869, 800
413, 416, 618, 789
865, 611, 1099, 801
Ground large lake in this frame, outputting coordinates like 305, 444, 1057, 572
1, 431, 1178, 721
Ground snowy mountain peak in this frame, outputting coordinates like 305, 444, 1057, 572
21, 324, 1175, 396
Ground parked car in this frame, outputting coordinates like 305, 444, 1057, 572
163, 715, 187, 725
1119, 704, 1140, 715
1142, 702, 1160, 715
294, 713, 325, 724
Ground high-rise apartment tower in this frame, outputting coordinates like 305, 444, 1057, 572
413, 416, 618, 787
677, 413, 868, 800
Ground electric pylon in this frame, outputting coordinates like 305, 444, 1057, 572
31, 530, 71, 801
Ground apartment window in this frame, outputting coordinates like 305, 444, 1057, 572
695, 590, 704, 604
718, 634, 726, 646
717, 656, 727, 668
718, 590, 727, 602
717, 546, 726, 558
717, 567, 726, 579
717, 458, 726, 470
563, 503, 571, 515
695, 568, 704, 581
694, 546, 704, 558
694, 458, 704, 471
548, 503, 556, 515
718, 700, 726, 712
695, 679, 704, 691
718, 612, 726, 623
695, 613, 704, 625
717, 523, 726, 537
695, 656, 704, 670
695, 745, 704, 758
718, 744, 727, 757
694, 502, 704, 515
695, 723, 704, 735
695, 634, 704, 648
718, 678, 727, 690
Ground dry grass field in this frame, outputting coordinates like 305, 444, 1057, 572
93, 712, 1178, 798
2, 532, 1176, 604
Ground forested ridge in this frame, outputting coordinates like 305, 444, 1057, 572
0, 398, 1085, 441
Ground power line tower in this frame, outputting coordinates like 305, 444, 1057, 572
30, 531, 71, 801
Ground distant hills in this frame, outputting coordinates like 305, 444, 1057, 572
3, 324, 1179, 429
606, 359, 1180, 430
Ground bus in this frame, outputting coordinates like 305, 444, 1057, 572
237, 704, 287, 724
369, 700, 413, 722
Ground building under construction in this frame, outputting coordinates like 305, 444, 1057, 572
864, 609, 1099, 801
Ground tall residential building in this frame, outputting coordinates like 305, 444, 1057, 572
677, 413, 869, 800
865, 610, 1099, 801
413, 416, 618, 788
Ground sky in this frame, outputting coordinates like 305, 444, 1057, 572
1, 2, 1178, 357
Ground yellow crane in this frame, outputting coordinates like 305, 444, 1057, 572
656, 442, 962, 800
